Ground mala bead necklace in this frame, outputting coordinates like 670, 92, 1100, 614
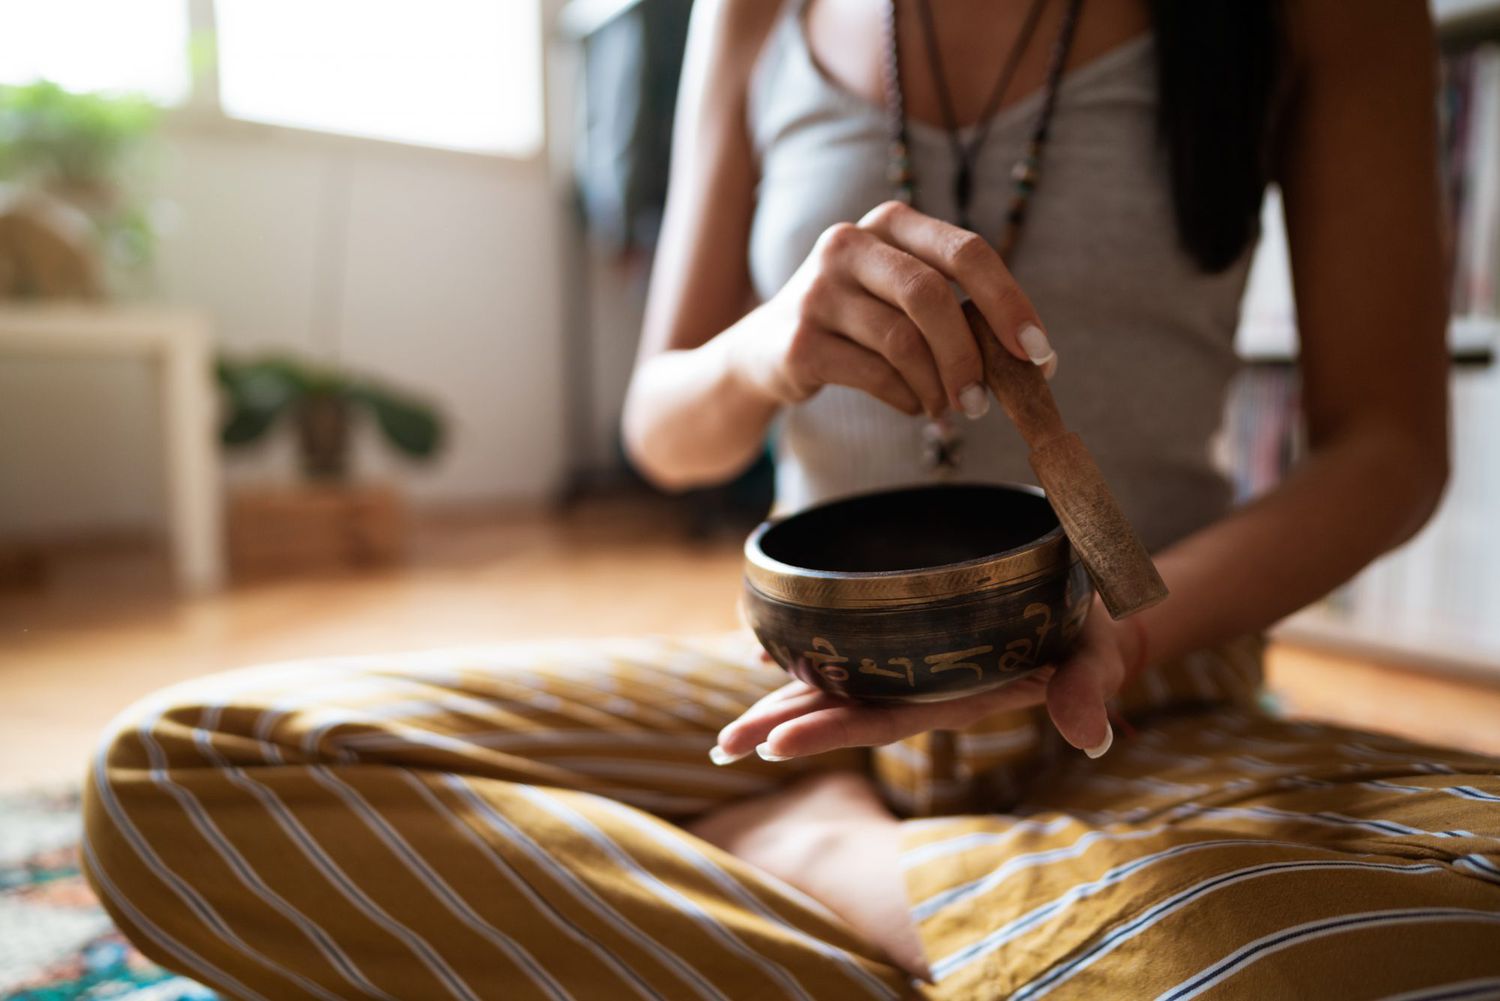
883, 0, 1086, 472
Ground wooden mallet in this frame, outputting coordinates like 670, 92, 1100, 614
965, 301, 1169, 619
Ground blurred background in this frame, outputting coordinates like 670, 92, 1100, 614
0, 0, 1498, 991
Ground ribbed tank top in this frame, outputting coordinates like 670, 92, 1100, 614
745, 0, 1258, 552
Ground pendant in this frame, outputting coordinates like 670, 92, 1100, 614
921, 416, 964, 475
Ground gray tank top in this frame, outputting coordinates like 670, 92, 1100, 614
746, 0, 1257, 552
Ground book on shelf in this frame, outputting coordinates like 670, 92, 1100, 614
1443, 44, 1500, 321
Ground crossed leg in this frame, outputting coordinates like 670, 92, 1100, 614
81, 637, 915, 1000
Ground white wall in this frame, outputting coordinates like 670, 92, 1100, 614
0, 119, 570, 539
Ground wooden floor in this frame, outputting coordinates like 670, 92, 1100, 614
3, 494, 1498, 792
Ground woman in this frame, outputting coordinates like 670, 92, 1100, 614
85, 1, 1500, 998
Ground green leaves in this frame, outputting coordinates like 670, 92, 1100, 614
0, 81, 159, 187
0, 80, 163, 282
215, 354, 444, 468
215, 357, 304, 445
348, 385, 443, 458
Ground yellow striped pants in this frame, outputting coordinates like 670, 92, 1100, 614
82, 633, 1500, 1000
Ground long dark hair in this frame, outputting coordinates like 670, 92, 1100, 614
1149, 1, 1286, 272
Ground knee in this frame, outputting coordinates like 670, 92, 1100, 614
79, 686, 216, 895
80, 707, 158, 917
80, 695, 248, 986
82, 691, 171, 830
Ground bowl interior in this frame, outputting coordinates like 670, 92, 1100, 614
757, 484, 1058, 574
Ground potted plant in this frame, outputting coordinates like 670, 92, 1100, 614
0, 80, 162, 289
216, 355, 444, 479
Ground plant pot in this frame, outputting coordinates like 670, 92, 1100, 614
295, 393, 350, 480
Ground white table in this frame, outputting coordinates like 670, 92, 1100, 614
0, 304, 225, 594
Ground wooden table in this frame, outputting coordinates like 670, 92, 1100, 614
0, 303, 224, 594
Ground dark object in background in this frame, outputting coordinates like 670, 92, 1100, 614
215, 355, 444, 481
0, 542, 47, 590
572, 0, 694, 252
566, 0, 769, 526
607, 435, 775, 540
1148, 1, 1284, 273
743, 484, 1093, 703
673, 445, 776, 539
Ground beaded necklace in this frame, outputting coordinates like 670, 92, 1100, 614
881, 0, 1086, 471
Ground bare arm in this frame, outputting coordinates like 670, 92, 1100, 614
621, 0, 776, 489
623, 1, 1049, 491
1135, 0, 1450, 667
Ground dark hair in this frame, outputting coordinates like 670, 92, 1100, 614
1148, 1, 1286, 272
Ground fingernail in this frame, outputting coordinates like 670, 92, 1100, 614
958, 383, 990, 420
709, 745, 750, 766
1084, 722, 1114, 759
1018, 324, 1056, 369
1041, 354, 1058, 381
756, 742, 791, 762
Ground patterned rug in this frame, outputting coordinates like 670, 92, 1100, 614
0, 789, 215, 1000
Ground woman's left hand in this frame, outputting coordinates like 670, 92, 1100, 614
713, 599, 1136, 764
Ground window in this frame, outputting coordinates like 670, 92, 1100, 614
214, 0, 542, 156
0, 0, 190, 103
0, 0, 543, 157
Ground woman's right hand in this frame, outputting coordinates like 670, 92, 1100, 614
727, 200, 1058, 421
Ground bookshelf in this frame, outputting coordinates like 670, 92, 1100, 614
1239, 3, 1500, 678
1435, 0, 1500, 41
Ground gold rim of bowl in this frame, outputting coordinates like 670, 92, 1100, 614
743, 487, 1072, 611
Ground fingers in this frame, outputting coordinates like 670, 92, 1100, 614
714, 682, 837, 758
812, 222, 985, 415
793, 208, 1051, 421
1045, 662, 1113, 758
738, 678, 819, 717
722, 621, 1126, 765
812, 291, 948, 417
859, 201, 1057, 378
759, 677, 1049, 759
1045, 617, 1125, 757
763, 703, 912, 758
755, 678, 819, 708
788, 320, 925, 416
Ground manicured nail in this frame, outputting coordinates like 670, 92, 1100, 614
709, 745, 750, 766
1018, 324, 1056, 369
1041, 354, 1058, 381
756, 742, 791, 762
958, 383, 990, 420
1084, 722, 1114, 760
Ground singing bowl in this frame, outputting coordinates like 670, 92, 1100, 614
743, 483, 1094, 703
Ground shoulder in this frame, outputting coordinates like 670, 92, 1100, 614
677, 0, 795, 151
687, 0, 789, 84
